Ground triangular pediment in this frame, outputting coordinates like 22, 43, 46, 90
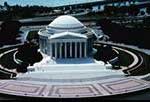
49, 32, 87, 39
54, 35, 84, 39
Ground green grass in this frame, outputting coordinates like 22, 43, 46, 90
0, 50, 19, 69
118, 50, 134, 66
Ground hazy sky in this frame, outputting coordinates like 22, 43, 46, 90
0, 0, 6, 5
0, 0, 103, 7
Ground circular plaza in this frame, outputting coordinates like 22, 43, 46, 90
0, 15, 149, 99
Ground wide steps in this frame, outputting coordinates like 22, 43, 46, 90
29, 64, 107, 72
18, 69, 123, 79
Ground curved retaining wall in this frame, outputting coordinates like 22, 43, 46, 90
95, 41, 150, 75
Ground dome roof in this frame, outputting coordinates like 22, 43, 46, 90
48, 15, 84, 29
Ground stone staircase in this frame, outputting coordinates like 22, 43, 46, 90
20, 63, 123, 80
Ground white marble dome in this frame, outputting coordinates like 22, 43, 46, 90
48, 15, 84, 29
46, 15, 86, 33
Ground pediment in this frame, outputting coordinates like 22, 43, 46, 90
49, 32, 87, 40
54, 35, 85, 39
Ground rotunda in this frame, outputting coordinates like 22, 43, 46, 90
38, 15, 95, 59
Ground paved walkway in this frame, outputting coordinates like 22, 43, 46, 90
0, 77, 149, 98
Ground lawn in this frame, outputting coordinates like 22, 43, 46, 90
116, 49, 134, 67
0, 50, 19, 69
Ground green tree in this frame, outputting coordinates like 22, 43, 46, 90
16, 41, 42, 66
128, 5, 140, 16
4, 2, 10, 11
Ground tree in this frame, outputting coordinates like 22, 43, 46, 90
26, 31, 39, 42
4, 2, 10, 11
16, 41, 43, 66
128, 5, 140, 16
4, 2, 8, 7
146, 7, 150, 14
0, 20, 22, 45
104, 6, 118, 16
118, 6, 128, 15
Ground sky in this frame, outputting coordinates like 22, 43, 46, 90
0, 0, 103, 7
0, 0, 6, 5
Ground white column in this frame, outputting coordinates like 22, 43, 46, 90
45, 40, 47, 54
50, 43, 52, 57
59, 43, 62, 58
65, 42, 67, 58
84, 42, 87, 57
43, 40, 45, 53
80, 42, 82, 58
70, 42, 72, 58
55, 42, 57, 58
75, 42, 77, 58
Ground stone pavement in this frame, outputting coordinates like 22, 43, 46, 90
0, 77, 149, 98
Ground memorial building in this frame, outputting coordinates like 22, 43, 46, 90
38, 15, 94, 59
17, 15, 116, 80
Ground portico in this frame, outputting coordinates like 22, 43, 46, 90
48, 32, 87, 59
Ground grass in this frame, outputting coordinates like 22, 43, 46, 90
113, 44, 150, 75
118, 49, 134, 66
128, 48, 150, 75
0, 50, 19, 70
